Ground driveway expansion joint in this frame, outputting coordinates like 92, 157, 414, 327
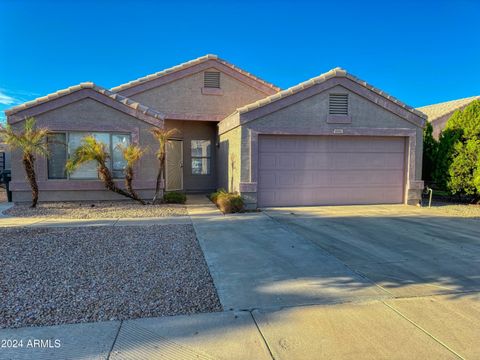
382, 301, 465, 360
248, 310, 275, 360
106, 320, 123, 360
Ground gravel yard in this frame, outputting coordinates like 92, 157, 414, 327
427, 202, 480, 218
0, 224, 221, 329
3, 201, 187, 218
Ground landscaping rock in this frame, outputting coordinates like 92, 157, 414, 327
3, 201, 187, 218
0, 224, 221, 328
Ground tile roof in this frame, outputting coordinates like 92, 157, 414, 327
4, 82, 165, 120
417, 96, 480, 122
235, 67, 427, 119
110, 54, 281, 93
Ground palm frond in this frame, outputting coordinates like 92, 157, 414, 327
150, 127, 178, 158
0, 117, 49, 157
66, 135, 109, 173
117, 144, 147, 168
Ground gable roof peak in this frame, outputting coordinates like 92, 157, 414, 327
110, 54, 280, 94
234, 67, 426, 121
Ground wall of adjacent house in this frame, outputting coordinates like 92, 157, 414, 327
9, 97, 161, 202
129, 67, 270, 118
165, 120, 218, 192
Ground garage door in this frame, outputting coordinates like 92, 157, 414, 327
258, 135, 405, 207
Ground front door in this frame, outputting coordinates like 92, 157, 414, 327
166, 140, 183, 191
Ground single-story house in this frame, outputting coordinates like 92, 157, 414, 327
417, 96, 480, 139
5, 54, 426, 208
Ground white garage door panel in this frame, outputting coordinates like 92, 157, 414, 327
258, 135, 406, 207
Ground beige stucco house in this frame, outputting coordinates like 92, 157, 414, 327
417, 96, 480, 139
5, 54, 426, 207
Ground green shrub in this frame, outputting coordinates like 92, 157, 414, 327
422, 122, 438, 183
209, 188, 227, 203
209, 189, 244, 213
163, 191, 186, 204
443, 100, 480, 199
216, 193, 244, 213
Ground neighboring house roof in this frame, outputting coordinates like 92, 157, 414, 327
417, 96, 480, 122
110, 54, 281, 95
5, 82, 165, 126
229, 67, 426, 125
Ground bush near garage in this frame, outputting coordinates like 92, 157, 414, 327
209, 189, 244, 213
443, 100, 480, 201
423, 100, 480, 203
163, 191, 187, 204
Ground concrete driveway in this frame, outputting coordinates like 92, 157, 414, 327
265, 204, 480, 298
191, 210, 389, 311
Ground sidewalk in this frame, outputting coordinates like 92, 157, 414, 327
0, 215, 191, 227
1, 294, 477, 359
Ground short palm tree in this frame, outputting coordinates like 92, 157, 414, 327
0, 117, 49, 207
118, 144, 147, 205
66, 135, 144, 204
150, 127, 178, 203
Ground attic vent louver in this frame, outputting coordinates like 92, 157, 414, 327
204, 71, 220, 88
329, 94, 349, 115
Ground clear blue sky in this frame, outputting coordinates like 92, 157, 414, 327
1, 0, 479, 122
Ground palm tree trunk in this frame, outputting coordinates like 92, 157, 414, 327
22, 153, 38, 208
125, 167, 146, 205
152, 155, 165, 204
97, 164, 143, 204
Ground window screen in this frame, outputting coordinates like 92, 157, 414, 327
47, 133, 67, 179
191, 140, 211, 175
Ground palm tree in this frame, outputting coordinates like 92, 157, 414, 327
66, 135, 144, 204
150, 127, 178, 203
118, 144, 147, 205
0, 117, 49, 207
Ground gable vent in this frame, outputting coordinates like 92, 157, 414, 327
329, 94, 349, 115
204, 71, 221, 88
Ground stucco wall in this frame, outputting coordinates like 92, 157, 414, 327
10, 97, 161, 202
130, 67, 270, 117
239, 85, 423, 183
165, 120, 218, 192
218, 124, 241, 192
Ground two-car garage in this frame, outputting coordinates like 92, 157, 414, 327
257, 135, 406, 207
218, 68, 426, 208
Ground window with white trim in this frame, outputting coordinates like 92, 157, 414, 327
47, 132, 130, 179
191, 140, 211, 175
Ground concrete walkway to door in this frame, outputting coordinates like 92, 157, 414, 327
187, 195, 389, 310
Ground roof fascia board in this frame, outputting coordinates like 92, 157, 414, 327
7, 88, 164, 128
238, 77, 426, 128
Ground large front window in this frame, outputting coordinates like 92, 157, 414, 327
191, 140, 211, 175
47, 132, 130, 180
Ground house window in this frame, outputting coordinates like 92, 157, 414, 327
329, 94, 349, 115
204, 71, 220, 88
191, 140, 211, 175
47, 131, 130, 179
47, 133, 67, 179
